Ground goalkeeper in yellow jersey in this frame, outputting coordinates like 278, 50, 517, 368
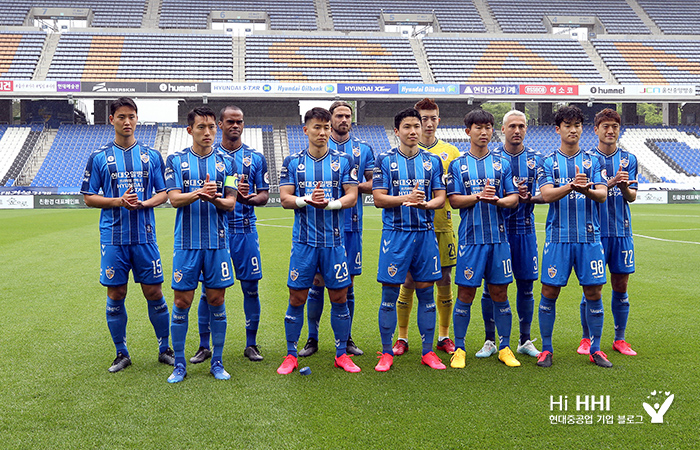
393, 98, 460, 355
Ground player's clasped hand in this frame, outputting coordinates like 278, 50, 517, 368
305, 181, 330, 209
517, 179, 531, 201
570, 165, 593, 192
476, 179, 499, 204
402, 182, 427, 208
120, 186, 142, 210
614, 164, 638, 189
237, 174, 255, 200
197, 174, 222, 202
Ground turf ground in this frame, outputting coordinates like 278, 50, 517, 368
0, 204, 698, 449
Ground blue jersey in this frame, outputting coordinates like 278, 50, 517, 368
593, 147, 637, 238
165, 147, 235, 250
279, 148, 358, 247
372, 147, 445, 232
329, 135, 374, 233
81, 141, 166, 246
446, 150, 518, 245
494, 145, 542, 235
537, 149, 607, 243
216, 142, 269, 234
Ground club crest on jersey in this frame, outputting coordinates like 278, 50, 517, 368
241, 156, 250, 167
181, 162, 189, 169
492, 161, 502, 171
173, 270, 183, 283
140, 153, 149, 164
331, 160, 340, 172
297, 164, 305, 171
583, 159, 592, 170
547, 266, 557, 278
353, 146, 361, 157
290, 268, 299, 281
621, 157, 629, 168
105, 267, 115, 279
527, 158, 536, 169
440, 152, 448, 161
216, 161, 225, 172
423, 160, 433, 171
464, 268, 474, 280
388, 264, 398, 277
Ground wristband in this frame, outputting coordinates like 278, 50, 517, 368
295, 196, 309, 208
324, 199, 342, 210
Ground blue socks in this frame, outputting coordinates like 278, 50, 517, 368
378, 286, 400, 354
611, 290, 629, 341
452, 299, 472, 351
579, 294, 589, 339
480, 286, 496, 342
330, 302, 350, 357
209, 303, 227, 364
284, 303, 304, 357
586, 298, 604, 353
306, 285, 324, 341
241, 280, 260, 347
515, 280, 534, 343
494, 299, 513, 350
171, 305, 190, 367
197, 291, 211, 349
538, 295, 557, 353
346, 284, 355, 332
147, 296, 170, 353
415, 286, 436, 356
106, 297, 128, 357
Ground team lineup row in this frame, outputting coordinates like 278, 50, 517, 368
81, 97, 637, 382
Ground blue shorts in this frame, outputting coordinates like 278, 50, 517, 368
172, 249, 234, 291
229, 232, 263, 281
377, 230, 441, 284
344, 230, 362, 276
541, 242, 607, 287
100, 243, 164, 286
601, 236, 635, 274
507, 233, 539, 281
288, 242, 351, 290
455, 242, 513, 287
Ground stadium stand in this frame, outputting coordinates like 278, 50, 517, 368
159, 0, 317, 30
0, 124, 43, 186
31, 124, 157, 188
637, 0, 700, 35
246, 35, 422, 82
592, 39, 700, 85
487, 0, 650, 34
424, 37, 606, 84
328, 0, 486, 33
0, 1, 146, 28
45, 32, 233, 81
0, 31, 46, 80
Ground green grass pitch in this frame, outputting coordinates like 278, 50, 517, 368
0, 204, 698, 449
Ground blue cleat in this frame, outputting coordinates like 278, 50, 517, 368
167, 363, 187, 383
210, 361, 231, 380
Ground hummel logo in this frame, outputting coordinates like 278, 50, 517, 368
101, 245, 106, 256
383, 239, 391, 246
458, 245, 466, 257
382, 246, 389, 254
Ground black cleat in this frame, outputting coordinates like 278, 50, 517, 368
244, 345, 264, 361
189, 346, 212, 364
298, 338, 318, 357
590, 351, 613, 368
158, 347, 175, 366
346, 337, 364, 356
536, 350, 553, 368
108, 352, 132, 373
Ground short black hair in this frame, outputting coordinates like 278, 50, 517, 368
394, 108, 421, 130
304, 107, 331, 124
555, 105, 585, 128
219, 105, 243, 122
187, 106, 216, 127
109, 97, 137, 116
329, 101, 353, 115
464, 109, 494, 129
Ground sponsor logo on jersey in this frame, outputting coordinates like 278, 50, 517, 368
587, 224, 594, 233
173, 270, 183, 283
353, 146, 361, 157
493, 161, 502, 171
423, 160, 433, 171
601, 168, 607, 179
527, 158, 536, 169
350, 167, 358, 180
216, 161, 225, 172
105, 267, 115, 279
547, 266, 557, 278
146, 224, 152, 234
331, 160, 340, 172
464, 268, 474, 280
390, 162, 398, 170
297, 164, 305, 171
264, 172, 269, 184
140, 153, 149, 164
461, 164, 468, 171
107, 156, 115, 163
583, 158, 592, 170
290, 268, 299, 281
243, 156, 252, 167
181, 162, 189, 169
388, 263, 398, 277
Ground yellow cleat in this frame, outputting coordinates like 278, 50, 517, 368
450, 348, 466, 369
498, 347, 521, 367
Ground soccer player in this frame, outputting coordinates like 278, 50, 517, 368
373, 108, 447, 372
476, 110, 543, 359
299, 101, 374, 357
577, 108, 638, 356
536, 105, 610, 368
393, 98, 460, 356
81, 97, 174, 373
446, 109, 521, 369
276, 107, 361, 375
190, 105, 270, 365
165, 107, 238, 383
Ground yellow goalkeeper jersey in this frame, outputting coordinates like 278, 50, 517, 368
420, 138, 460, 232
